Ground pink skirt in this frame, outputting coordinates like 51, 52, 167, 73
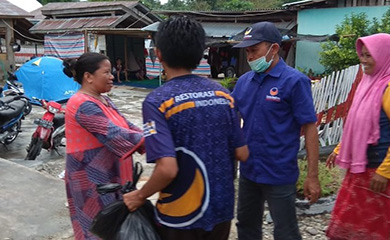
326, 169, 390, 240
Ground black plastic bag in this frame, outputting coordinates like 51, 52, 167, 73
90, 162, 160, 239
89, 201, 129, 239
117, 200, 161, 240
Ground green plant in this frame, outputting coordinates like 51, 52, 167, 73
221, 0, 254, 10
319, 12, 369, 73
296, 159, 343, 198
219, 77, 237, 91
319, 9, 390, 73
297, 67, 324, 80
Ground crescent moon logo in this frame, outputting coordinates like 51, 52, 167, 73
157, 168, 204, 217
245, 27, 252, 36
270, 87, 278, 96
155, 147, 210, 228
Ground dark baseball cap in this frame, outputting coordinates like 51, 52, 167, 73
233, 22, 282, 48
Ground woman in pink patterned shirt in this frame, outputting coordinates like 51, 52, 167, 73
63, 52, 144, 239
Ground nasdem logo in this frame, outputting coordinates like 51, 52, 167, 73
270, 87, 278, 96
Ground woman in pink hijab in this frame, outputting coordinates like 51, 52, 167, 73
326, 33, 390, 240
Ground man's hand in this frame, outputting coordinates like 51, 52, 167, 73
303, 176, 321, 204
302, 123, 321, 204
370, 173, 388, 193
325, 152, 337, 169
122, 157, 178, 212
123, 189, 146, 212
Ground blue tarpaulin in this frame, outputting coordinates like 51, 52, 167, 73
15, 56, 80, 103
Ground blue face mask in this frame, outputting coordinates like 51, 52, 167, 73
248, 44, 274, 73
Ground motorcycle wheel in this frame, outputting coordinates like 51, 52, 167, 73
24, 101, 32, 116
25, 137, 43, 160
53, 132, 66, 149
4, 120, 21, 144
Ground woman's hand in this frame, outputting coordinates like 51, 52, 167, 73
370, 173, 388, 193
326, 152, 337, 169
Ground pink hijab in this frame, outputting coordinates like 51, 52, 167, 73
336, 33, 390, 173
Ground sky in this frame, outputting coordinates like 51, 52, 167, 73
7, 0, 167, 12
7, 0, 42, 12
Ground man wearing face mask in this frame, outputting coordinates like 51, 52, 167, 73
231, 22, 321, 240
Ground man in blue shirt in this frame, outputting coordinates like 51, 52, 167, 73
123, 16, 249, 240
232, 22, 321, 240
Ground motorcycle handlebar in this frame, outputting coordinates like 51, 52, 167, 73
7, 71, 17, 81
32, 97, 66, 113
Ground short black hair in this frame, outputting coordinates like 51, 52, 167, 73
63, 52, 109, 84
155, 15, 205, 70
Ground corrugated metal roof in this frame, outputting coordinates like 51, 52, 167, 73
142, 22, 248, 37
232, 21, 297, 40
28, 1, 138, 21
40, 1, 138, 12
282, 0, 326, 7
30, 16, 122, 33
143, 21, 296, 38
0, 0, 33, 18
202, 22, 251, 38
29, 7, 45, 21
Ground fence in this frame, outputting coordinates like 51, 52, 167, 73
300, 64, 363, 150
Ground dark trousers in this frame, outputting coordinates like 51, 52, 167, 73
157, 220, 231, 240
236, 177, 302, 240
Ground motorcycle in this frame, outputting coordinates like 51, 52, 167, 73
0, 94, 28, 145
1, 71, 32, 116
25, 97, 65, 160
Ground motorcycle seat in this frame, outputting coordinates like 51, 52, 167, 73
1, 95, 18, 103
0, 99, 26, 123
53, 114, 65, 128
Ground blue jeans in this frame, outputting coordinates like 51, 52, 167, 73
236, 177, 302, 240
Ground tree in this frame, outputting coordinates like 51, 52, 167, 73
140, 0, 162, 10
319, 12, 371, 73
320, 9, 390, 73
221, 0, 254, 11
186, 0, 212, 11
161, 0, 188, 10
203, 0, 217, 10
369, 9, 390, 34
319, 9, 390, 73
158, 0, 295, 11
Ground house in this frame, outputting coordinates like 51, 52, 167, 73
146, 9, 298, 77
0, 0, 42, 75
12, 5, 46, 64
285, 0, 390, 74
29, 1, 161, 76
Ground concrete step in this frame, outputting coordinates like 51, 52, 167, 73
0, 158, 72, 239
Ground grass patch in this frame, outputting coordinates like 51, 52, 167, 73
296, 159, 343, 198
219, 77, 237, 91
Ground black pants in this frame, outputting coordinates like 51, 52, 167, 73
157, 220, 231, 240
